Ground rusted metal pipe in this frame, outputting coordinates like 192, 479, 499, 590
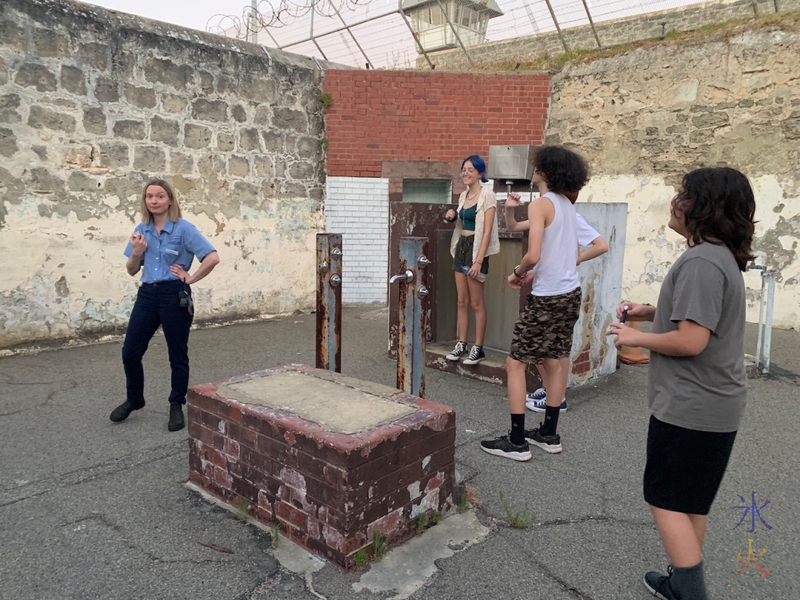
393, 237, 429, 397
316, 233, 342, 372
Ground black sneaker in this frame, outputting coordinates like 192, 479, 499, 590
168, 403, 185, 432
462, 345, 485, 365
643, 567, 677, 600
524, 426, 562, 454
109, 399, 145, 423
480, 434, 532, 462
446, 341, 468, 361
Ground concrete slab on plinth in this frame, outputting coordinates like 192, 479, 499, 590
218, 370, 416, 434
186, 364, 457, 570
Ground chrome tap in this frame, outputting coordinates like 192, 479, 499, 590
389, 270, 414, 284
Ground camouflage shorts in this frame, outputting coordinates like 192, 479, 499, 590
509, 287, 582, 364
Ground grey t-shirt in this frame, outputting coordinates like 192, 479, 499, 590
648, 242, 747, 433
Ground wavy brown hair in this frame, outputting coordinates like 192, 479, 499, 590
672, 167, 756, 271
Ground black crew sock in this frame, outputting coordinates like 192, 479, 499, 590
510, 413, 526, 445
670, 562, 708, 600
540, 405, 560, 436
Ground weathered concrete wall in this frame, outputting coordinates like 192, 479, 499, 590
0, 0, 328, 348
546, 24, 800, 329
569, 202, 627, 386
424, 0, 800, 71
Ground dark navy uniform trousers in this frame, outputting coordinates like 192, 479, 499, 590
122, 280, 193, 405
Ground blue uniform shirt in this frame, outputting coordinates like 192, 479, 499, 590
124, 218, 216, 284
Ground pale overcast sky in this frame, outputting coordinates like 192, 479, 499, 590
78, 0, 248, 34
77, 0, 705, 69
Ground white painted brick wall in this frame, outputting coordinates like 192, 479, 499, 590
325, 177, 389, 304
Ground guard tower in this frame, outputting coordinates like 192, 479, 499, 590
401, 0, 504, 52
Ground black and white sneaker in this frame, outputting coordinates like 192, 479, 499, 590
446, 341, 468, 361
462, 345, 485, 365
525, 396, 567, 413
528, 387, 546, 401
480, 434, 532, 462
643, 567, 677, 600
524, 426, 563, 454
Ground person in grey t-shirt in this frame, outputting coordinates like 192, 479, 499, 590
608, 167, 756, 600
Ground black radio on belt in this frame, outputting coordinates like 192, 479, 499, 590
178, 285, 194, 316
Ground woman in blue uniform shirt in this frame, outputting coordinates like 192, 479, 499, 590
110, 179, 220, 432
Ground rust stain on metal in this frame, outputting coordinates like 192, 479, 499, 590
315, 234, 342, 373
395, 254, 409, 392
316, 235, 329, 370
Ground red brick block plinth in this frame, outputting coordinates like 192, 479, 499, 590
186, 364, 456, 570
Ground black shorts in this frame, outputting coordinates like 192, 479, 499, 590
452, 235, 489, 274
643, 415, 737, 515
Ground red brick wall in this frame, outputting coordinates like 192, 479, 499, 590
323, 71, 550, 178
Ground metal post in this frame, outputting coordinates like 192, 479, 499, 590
393, 237, 430, 397
329, 0, 374, 69
543, 0, 569, 52
249, 0, 258, 43
755, 271, 766, 369
399, 7, 435, 70
580, 0, 602, 48
309, 0, 331, 61
316, 233, 343, 372
436, 0, 474, 66
762, 271, 776, 374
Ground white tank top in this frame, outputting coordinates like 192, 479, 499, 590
531, 192, 580, 297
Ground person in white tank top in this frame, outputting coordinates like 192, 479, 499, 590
525, 200, 609, 412
480, 146, 590, 461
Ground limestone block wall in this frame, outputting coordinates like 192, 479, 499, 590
546, 25, 800, 329
0, 0, 328, 348
424, 0, 800, 71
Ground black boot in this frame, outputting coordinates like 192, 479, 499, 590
168, 403, 185, 432
110, 399, 145, 423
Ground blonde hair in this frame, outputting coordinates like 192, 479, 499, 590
140, 178, 182, 224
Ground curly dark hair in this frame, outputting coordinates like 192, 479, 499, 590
531, 146, 590, 199
672, 167, 756, 271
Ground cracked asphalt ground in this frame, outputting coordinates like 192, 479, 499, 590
1, 305, 798, 600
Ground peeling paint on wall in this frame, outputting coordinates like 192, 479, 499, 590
0, 0, 330, 348
569, 202, 627, 385
548, 26, 800, 329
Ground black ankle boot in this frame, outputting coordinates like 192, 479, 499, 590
168, 403, 185, 432
109, 399, 145, 423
